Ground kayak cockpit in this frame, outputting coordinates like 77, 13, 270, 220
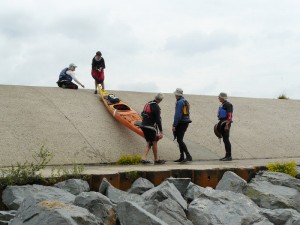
113, 104, 131, 111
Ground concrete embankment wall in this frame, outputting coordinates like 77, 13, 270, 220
0, 85, 299, 167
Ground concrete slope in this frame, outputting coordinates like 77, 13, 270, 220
0, 85, 299, 167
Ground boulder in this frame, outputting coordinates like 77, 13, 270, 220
142, 181, 187, 210
166, 177, 191, 195
99, 178, 144, 204
296, 166, 300, 179
187, 189, 272, 225
254, 171, 300, 192
127, 178, 154, 195
117, 201, 167, 225
184, 182, 213, 203
2, 185, 75, 210
138, 198, 193, 225
54, 179, 90, 195
74, 191, 116, 223
10, 197, 103, 225
0, 210, 16, 225
260, 208, 300, 225
244, 180, 300, 212
215, 171, 247, 193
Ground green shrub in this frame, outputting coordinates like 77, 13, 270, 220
0, 146, 86, 187
125, 171, 139, 181
117, 155, 142, 165
278, 94, 289, 100
266, 161, 297, 177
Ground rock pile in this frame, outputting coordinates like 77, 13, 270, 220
1, 171, 300, 225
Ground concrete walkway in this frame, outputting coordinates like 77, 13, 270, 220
0, 85, 300, 168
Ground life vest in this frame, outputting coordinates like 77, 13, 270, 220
59, 68, 72, 82
218, 106, 227, 119
141, 101, 157, 120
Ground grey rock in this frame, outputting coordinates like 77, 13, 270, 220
74, 191, 116, 223
166, 177, 191, 195
2, 184, 75, 210
184, 182, 213, 203
99, 177, 144, 204
117, 201, 167, 225
139, 198, 193, 225
254, 171, 300, 192
260, 208, 300, 225
10, 197, 103, 225
127, 177, 154, 195
0, 211, 16, 222
187, 189, 272, 225
216, 171, 247, 193
0, 210, 16, 225
142, 181, 187, 210
296, 166, 300, 179
244, 180, 300, 212
54, 179, 90, 195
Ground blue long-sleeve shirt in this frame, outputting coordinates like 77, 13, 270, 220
173, 96, 192, 127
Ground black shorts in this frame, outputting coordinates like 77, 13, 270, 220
141, 127, 157, 143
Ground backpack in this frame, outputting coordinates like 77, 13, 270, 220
108, 94, 120, 104
183, 100, 190, 116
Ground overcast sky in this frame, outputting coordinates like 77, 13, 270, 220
1, 0, 300, 99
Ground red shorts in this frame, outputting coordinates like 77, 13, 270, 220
91, 69, 104, 83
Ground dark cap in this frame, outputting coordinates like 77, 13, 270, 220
96, 51, 102, 56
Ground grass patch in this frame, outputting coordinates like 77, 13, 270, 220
117, 155, 142, 165
0, 146, 86, 187
278, 94, 289, 100
266, 160, 297, 177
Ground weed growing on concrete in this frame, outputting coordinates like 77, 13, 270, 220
117, 155, 142, 165
278, 94, 289, 99
0, 145, 53, 187
125, 171, 139, 181
266, 160, 296, 177
0, 146, 86, 187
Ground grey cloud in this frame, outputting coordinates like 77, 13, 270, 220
165, 31, 240, 55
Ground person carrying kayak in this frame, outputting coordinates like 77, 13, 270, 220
91, 51, 106, 94
56, 63, 85, 89
172, 88, 192, 162
140, 93, 166, 165
217, 92, 233, 161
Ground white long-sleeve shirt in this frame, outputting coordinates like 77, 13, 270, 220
66, 70, 83, 86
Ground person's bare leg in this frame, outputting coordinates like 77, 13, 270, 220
152, 141, 158, 161
142, 143, 150, 160
95, 80, 97, 91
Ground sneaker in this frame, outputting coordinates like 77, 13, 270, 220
186, 155, 193, 161
220, 156, 232, 161
154, 160, 166, 165
94, 90, 97, 94
174, 158, 184, 162
141, 160, 151, 164
219, 156, 227, 161
62, 84, 66, 89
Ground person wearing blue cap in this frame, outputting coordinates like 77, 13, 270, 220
56, 63, 85, 89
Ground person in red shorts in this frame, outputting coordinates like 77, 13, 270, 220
91, 51, 105, 94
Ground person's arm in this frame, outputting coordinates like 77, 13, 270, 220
66, 71, 85, 88
224, 103, 233, 129
172, 100, 184, 128
101, 58, 105, 69
152, 104, 163, 133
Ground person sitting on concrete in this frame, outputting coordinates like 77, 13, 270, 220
140, 93, 165, 165
57, 63, 85, 89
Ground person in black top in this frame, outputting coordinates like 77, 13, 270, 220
140, 93, 165, 165
91, 51, 106, 94
217, 92, 233, 161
